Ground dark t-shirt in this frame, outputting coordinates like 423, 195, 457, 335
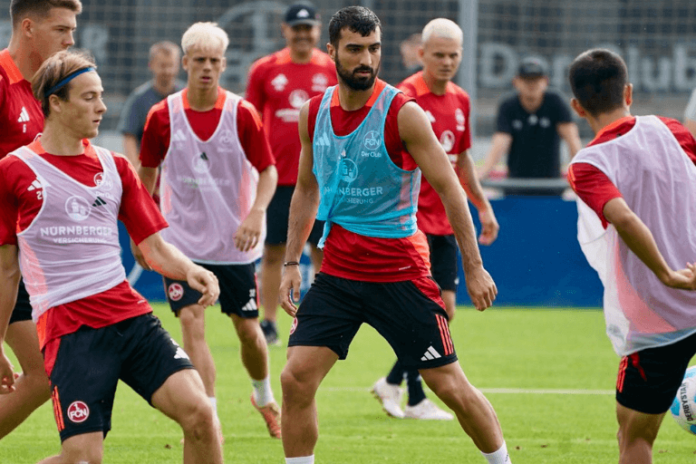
117, 79, 185, 144
496, 90, 572, 179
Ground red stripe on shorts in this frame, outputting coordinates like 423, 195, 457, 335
436, 314, 454, 355
52, 386, 65, 432
616, 356, 628, 393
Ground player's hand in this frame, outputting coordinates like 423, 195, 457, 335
478, 208, 499, 246
0, 352, 16, 395
663, 263, 696, 290
234, 210, 264, 253
186, 266, 220, 307
464, 266, 497, 311
279, 265, 302, 317
131, 238, 152, 271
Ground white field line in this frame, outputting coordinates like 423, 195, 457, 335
322, 386, 614, 395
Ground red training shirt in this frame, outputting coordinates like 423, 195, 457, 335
399, 71, 472, 236
140, 87, 275, 173
0, 49, 44, 158
307, 79, 430, 282
569, 116, 696, 228
246, 48, 337, 186
0, 139, 166, 350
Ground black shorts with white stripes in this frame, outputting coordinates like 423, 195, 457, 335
163, 262, 258, 318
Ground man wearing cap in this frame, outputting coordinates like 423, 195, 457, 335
478, 57, 581, 195
246, 2, 336, 346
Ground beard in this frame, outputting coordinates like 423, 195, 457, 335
335, 53, 380, 91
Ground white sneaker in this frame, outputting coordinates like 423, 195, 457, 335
371, 377, 405, 418
404, 399, 454, 420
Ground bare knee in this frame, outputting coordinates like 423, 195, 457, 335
180, 398, 216, 440
281, 367, 315, 408
236, 321, 263, 347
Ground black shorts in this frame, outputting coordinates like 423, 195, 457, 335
288, 273, 457, 369
45, 313, 194, 442
9, 278, 33, 324
164, 262, 259, 318
427, 234, 459, 292
266, 185, 324, 246
616, 332, 696, 414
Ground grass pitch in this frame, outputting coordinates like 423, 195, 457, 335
1, 305, 695, 463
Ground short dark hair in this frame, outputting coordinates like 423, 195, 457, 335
568, 48, 628, 117
10, 0, 82, 27
328, 6, 381, 47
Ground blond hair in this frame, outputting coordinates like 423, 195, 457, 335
181, 22, 229, 55
32, 49, 96, 117
422, 18, 463, 45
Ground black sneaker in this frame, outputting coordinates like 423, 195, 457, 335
260, 320, 281, 346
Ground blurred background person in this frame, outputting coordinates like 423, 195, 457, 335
477, 57, 581, 196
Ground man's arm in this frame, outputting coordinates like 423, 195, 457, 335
122, 134, 140, 168
399, 102, 497, 310
557, 122, 582, 159
137, 233, 220, 306
0, 245, 20, 393
279, 102, 320, 316
234, 165, 278, 252
603, 198, 696, 289
477, 132, 512, 179
136, 165, 158, 196
456, 150, 499, 245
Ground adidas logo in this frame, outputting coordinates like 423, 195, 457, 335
92, 196, 106, 207
17, 107, 30, 123
241, 298, 258, 312
200, 152, 209, 161
174, 346, 189, 360
172, 129, 186, 142
420, 346, 442, 362
27, 179, 42, 191
316, 132, 331, 147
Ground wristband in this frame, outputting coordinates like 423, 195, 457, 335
283, 261, 300, 267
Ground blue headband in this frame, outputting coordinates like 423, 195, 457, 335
44, 67, 96, 97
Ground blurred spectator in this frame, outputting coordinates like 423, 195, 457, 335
398, 33, 422, 77
117, 41, 184, 167
478, 57, 582, 195
684, 88, 696, 139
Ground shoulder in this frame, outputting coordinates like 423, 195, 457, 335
237, 99, 263, 127
310, 50, 335, 69
544, 90, 569, 106
144, 99, 169, 127
131, 81, 155, 98
249, 50, 285, 76
498, 92, 519, 110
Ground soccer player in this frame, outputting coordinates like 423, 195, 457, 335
478, 57, 582, 195
0, 0, 80, 440
246, 2, 337, 346
0, 50, 222, 464
118, 41, 183, 168
279, 7, 511, 464
372, 18, 499, 421
137, 22, 281, 439
568, 48, 696, 464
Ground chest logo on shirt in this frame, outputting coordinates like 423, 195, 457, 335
528, 115, 539, 126
220, 130, 235, 146
94, 172, 113, 190
193, 152, 211, 174
363, 131, 381, 151
312, 73, 329, 92
425, 111, 436, 123
512, 120, 523, 130
440, 131, 455, 154
289, 89, 309, 109
339, 158, 358, 183
455, 108, 465, 132
172, 129, 187, 144
540, 117, 551, 128
65, 196, 92, 222
272, 74, 288, 92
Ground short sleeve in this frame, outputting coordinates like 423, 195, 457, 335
117, 90, 141, 136
245, 61, 266, 117
139, 101, 170, 168
568, 162, 622, 228
0, 159, 19, 246
550, 92, 572, 124
237, 100, 275, 173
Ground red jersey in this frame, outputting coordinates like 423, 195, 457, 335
399, 72, 472, 236
139, 87, 275, 172
246, 48, 336, 186
0, 49, 44, 158
307, 80, 429, 282
0, 139, 166, 348
569, 116, 696, 228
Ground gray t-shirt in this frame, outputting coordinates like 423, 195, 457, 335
117, 80, 185, 145
685, 88, 696, 122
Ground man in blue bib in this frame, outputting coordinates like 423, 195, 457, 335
277, 6, 511, 464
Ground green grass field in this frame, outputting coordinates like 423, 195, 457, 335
1, 305, 695, 463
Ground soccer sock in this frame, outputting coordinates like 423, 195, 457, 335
252, 376, 275, 407
286, 456, 314, 464
482, 442, 511, 464
386, 360, 406, 386
405, 369, 426, 406
209, 397, 218, 416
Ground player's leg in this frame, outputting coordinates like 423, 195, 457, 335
282, 273, 364, 460
37, 432, 104, 464
372, 360, 406, 418
613, 333, 696, 464
119, 313, 221, 463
